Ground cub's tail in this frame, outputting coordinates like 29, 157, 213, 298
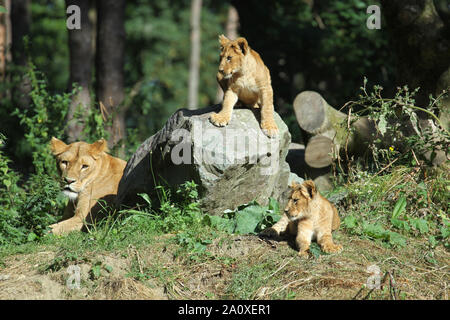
331, 204, 340, 231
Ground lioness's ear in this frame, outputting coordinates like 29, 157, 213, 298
302, 180, 317, 199
50, 137, 68, 156
236, 37, 249, 55
218, 34, 229, 47
89, 139, 108, 159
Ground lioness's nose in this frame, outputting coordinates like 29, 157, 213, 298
64, 177, 76, 184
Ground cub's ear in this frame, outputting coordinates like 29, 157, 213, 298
301, 180, 317, 199
289, 181, 301, 189
218, 34, 229, 47
89, 138, 108, 159
236, 37, 249, 55
50, 137, 68, 156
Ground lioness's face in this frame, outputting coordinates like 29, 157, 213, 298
218, 35, 248, 79
50, 138, 107, 201
284, 180, 316, 221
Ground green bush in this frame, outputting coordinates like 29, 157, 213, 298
0, 134, 65, 244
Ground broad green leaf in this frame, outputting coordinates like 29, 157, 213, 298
440, 226, 449, 239
268, 197, 280, 214
343, 215, 357, 229
392, 196, 406, 219
363, 222, 387, 239
387, 231, 406, 247
409, 218, 429, 234
390, 218, 410, 232
234, 205, 264, 235
3, 179, 11, 188
309, 242, 324, 258
378, 116, 387, 135
428, 236, 438, 248
203, 215, 234, 234
137, 193, 151, 206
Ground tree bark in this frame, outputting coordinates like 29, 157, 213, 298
10, 0, 31, 110
380, 0, 450, 129
96, 0, 126, 151
0, 0, 11, 87
215, 5, 239, 104
188, 0, 202, 110
66, 0, 93, 142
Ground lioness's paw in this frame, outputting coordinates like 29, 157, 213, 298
209, 112, 231, 127
261, 121, 279, 138
49, 220, 83, 236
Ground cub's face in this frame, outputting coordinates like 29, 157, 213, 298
50, 138, 107, 201
284, 180, 317, 221
218, 35, 249, 79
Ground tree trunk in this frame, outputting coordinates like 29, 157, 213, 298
0, 0, 11, 89
66, 0, 93, 142
380, 0, 450, 129
96, 0, 126, 152
188, 0, 202, 110
11, 0, 31, 110
215, 5, 239, 103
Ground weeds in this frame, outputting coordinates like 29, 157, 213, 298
330, 80, 449, 249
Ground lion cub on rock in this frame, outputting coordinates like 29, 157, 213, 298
49, 137, 126, 235
210, 35, 279, 137
262, 180, 342, 256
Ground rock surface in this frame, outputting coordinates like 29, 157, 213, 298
116, 104, 293, 215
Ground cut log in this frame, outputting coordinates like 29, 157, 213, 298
286, 143, 333, 192
293, 90, 447, 167
304, 135, 333, 168
293, 91, 376, 168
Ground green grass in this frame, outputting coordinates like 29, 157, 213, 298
331, 164, 449, 250
0, 165, 448, 300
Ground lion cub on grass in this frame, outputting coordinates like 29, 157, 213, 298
210, 34, 279, 137
263, 180, 342, 257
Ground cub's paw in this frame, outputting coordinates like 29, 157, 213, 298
261, 121, 279, 138
321, 242, 343, 254
209, 112, 231, 127
259, 227, 280, 240
298, 250, 311, 258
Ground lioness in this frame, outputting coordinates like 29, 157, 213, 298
210, 34, 279, 137
262, 180, 342, 256
49, 137, 126, 235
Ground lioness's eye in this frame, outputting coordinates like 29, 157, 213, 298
81, 164, 89, 170
227, 56, 231, 61
61, 160, 68, 166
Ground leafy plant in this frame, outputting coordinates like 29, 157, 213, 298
346, 79, 449, 170
11, 63, 73, 176
204, 198, 282, 235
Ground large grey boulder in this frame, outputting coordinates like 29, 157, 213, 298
116, 104, 293, 215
